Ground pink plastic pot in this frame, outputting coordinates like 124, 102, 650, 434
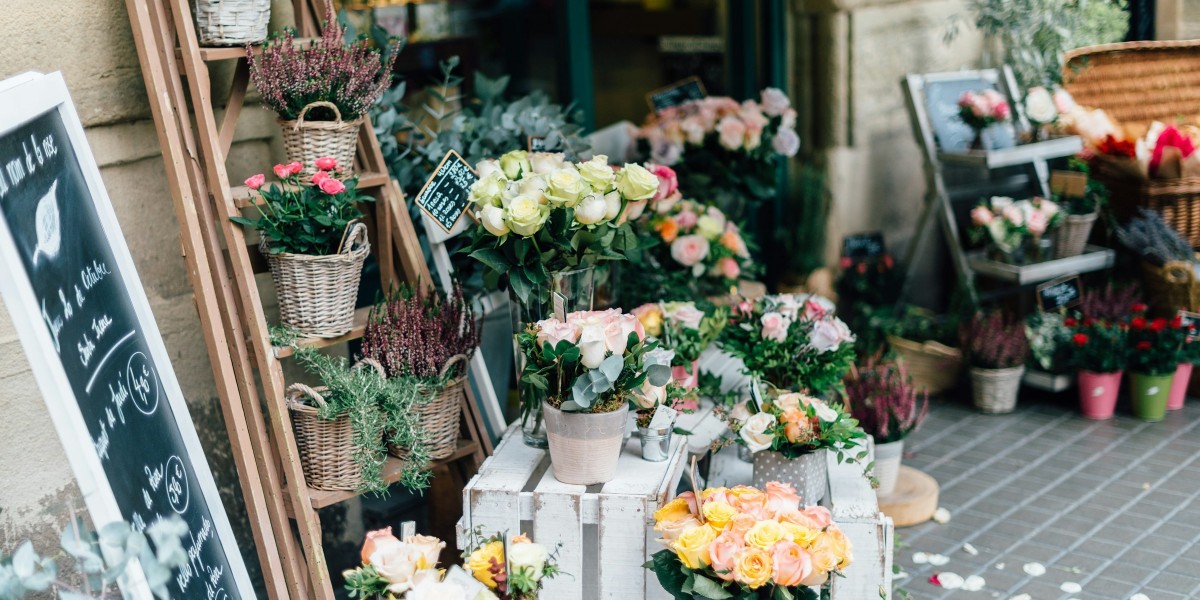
1078, 370, 1123, 420
671, 359, 700, 390
1168, 363, 1193, 411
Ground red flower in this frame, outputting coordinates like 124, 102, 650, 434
1073, 333, 1089, 347
839, 257, 852, 269
1137, 340, 1152, 351
1172, 316, 1184, 329
883, 255, 895, 268
1132, 303, 1148, 313
1083, 318, 1095, 327
856, 263, 867, 275
1132, 317, 1147, 330
312, 170, 330, 186
1151, 318, 1167, 333
1098, 134, 1137, 158
315, 156, 338, 171
1064, 317, 1078, 327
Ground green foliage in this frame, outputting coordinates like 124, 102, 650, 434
343, 564, 388, 599
1026, 312, 1073, 373
881, 306, 961, 347
229, 170, 373, 256
779, 165, 830, 282
1065, 316, 1128, 373
517, 327, 671, 413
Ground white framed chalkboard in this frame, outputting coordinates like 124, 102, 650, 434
0, 73, 253, 598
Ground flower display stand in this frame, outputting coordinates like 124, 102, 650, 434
459, 423, 688, 599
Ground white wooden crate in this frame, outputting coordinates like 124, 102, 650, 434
459, 423, 688, 599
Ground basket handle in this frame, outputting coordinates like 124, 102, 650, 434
356, 357, 388, 378
338, 221, 369, 255
1162, 261, 1195, 285
440, 353, 471, 379
295, 101, 344, 129
286, 382, 328, 410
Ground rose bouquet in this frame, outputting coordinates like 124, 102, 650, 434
632, 301, 728, 388
464, 531, 561, 600
463, 150, 659, 305
646, 481, 853, 599
721, 294, 856, 396
637, 88, 800, 220
957, 90, 1010, 134
969, 196, 1062, 262
730, 391, 865, 461
344, 527, 454, 598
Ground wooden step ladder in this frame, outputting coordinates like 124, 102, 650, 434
124, 1, 491, 597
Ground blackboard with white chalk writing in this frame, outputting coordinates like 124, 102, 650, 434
647, 76, 707, 113
0, 74, 251, 598
1037, 275, 1083, 312
415, 150, 477, 233
842, 231, 886, 259
1178, 311, 1200, 341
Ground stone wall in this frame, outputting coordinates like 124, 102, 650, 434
1159, 0, 1200, 38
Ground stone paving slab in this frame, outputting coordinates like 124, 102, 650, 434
893, 390, 1200, 600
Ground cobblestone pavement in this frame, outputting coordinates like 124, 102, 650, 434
894, 392, 1200, 600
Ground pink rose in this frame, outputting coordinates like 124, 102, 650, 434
676, 491, 699, 516
670, 235, 711, 268
716, 116, 746, 151
808, 317, 855, 354
244, 173, 265, 190
675, 209, 698, 229
760, 311, 791, 343
286, 161, 303, 175
315, 156, 338, 171
653, 190, 681, 214
312, 171, 330, 186
760, 88, 791, 117
994, 99, 1011, 120
726, 513, 756, 537
802, 299, 827, 321
319, 177, 347, 195
273, 164, 290, 179
680, 117, 706, 145
803, 506, 833, 528
970, 206, 993, 226
708, 530, 745, 581
650, 164, 679, 200
1053, 89, 1077, 114
717, 256, 740, 280
536, 318, 581, 349
772, 541, 814, 587
665, 303, 705, 330
1027, 210, 1048, 236
765, 481, 802, 517
1001, 205, 1024, 226
619, 199, 647, 224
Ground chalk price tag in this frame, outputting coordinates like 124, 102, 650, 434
415, 150, 477, 233
647, 76, 707, 113
1178, 310, 1200, 341
552, 291, 566, 321
841, 231, 886, 259
1037, 274, 1083, 312
527, 135, 550, 152
648, 404, 679, 431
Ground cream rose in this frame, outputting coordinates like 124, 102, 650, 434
479, 204, 509, 237
1024, 86, 1057, 124
578, 155, 616, 191
518, 174, 549, 204
504, 194, 550, 237
807, 398, 839, 423
603, 190, 622, 221
499, 150, 531, 179
476, 159, 502, 180
529, 152, 566, 175
632, 379, 667, 409
577, 321, 609, 369
616, 163, 660, 201
739, 412, 777, 453
407, 534, 445, 571
717, 116, 746, 150
545, 167, 588, 207
370, 543, 426, 594
808, 317, 854, 354
470, 172, 507, 207
574, 193, 608, 225
508, 542, 550, 582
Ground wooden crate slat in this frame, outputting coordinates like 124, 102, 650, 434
532, 479, 587, 598
465, 426, 544, 543
597, 494, 650, 597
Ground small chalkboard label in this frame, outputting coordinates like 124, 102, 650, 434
415, 150, 477, 233
1178, 310, 1200, 341
842, 231, 886, 259
1037, 274, 1083, 312
647, 76, 707, 113
527, 135, 550, 153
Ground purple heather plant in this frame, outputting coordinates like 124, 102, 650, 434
1079, 281, 1144, 321
360, 282, 480, 382
846, 360, 929, 444
962, 311, 1029, 370
248, 5, 400, 122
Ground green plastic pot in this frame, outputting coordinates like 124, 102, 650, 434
1130, 371, 1174, 422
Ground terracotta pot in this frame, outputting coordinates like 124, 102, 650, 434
1077, 370, 1123, 420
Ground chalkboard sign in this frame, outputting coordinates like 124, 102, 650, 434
527, 135, 550, 153
1037, 275, 1083, 312
647, 76, 707, 113
0, 73, 252, 598
923, 76, 1016, 152
842, 231, 886, 259
1178, 310, 1200, 341
415, 150, 477, 233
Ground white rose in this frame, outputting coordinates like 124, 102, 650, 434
1024, 87, 1057, 124
729, 401, 751, 422
408, 571, 468, 600
575, 193, 608, 225
632, 379, 667, 409
989, 196, 1014, 210
545, 166, 588, 207
774, 392, 804, 412
476, 159, 503, 180
578, 155, 616, 191
518, 174, 549, 204
696, 215, 724, 240
406, 534, 445, 571
577, 322, 609, 369
479, 204, 509, 237
808, 318, 854, 354
504, 194, 550, 237
603, 190, 622, 221
739, 412, 777, 453
529, 152, 566, 175
808, 398, 839, 423
370, 543, 425, 594
508, 542, 550, 582
470, 172, 506, 207
662, 302, 705, 330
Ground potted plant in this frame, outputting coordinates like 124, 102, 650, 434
728, 390, 866, 504
845, 360, 929, 496
631, 301, 727, 389
836, 251, 902, 359
195, 0, 270, 46
230, 160, 372, 338
1064, 316, 1128, 419
1052, 158, 1107, 258
1169, 315, 1198, 411
1025, 312, 1073, 375
464, 151, 660, 446
247, 6, 400, 176
516, 309, 673, 484
1126, 306, 1185, 421
646, 480, 853, 599
969, 196, 1062, 264
360, 281, 480, 460
883, 306, 963, 395
1117, 210, 1199, 317
963, 311, 1029, 414
957, 90, 1011, 150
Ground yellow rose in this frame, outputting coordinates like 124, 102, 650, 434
499, 150, 531, 179
657, 515, 702, 543
504, 194, 550, 237
744, 520, 788, 550
616, 163, 659, 201
634, 305, 664, 337
577, 155, 616, 191
406, 534, 445, 571
467, 541, 504, 589
545, 167, 589, 207
671, 523, 719, 569
701, 502, 739, 530
813, 528, 853, 571
701, 487, 729, 501
732, 547, 773, 589
654, 497, 692, 525
780, 522, 819, 548
696, 215, 724, 240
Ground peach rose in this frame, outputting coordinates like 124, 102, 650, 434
361, 527, 401, 564
812, 527, 853, 570
717, 256, 740, 280
717, 116, 747, 150
803, 506, 833, 529
772, 540, 814, 587
657, 515, 702, 543
726, 513, 757, 538
670, 235, 711, 268
765, 482, 802, 517
720, 229, 748, 257
780, 510, 824, 532
708, 530, 744, 581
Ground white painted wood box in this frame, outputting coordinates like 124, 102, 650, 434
458, 424, 688, 599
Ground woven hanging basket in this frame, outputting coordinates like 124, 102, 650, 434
387, 354, 469, 461
195, 0, 271, 46
887, 335, 963, 395
265, 222, 369, 339
279, 101, 363, 178
1141, 259, 1200, 317
1052, 213, 1097, 259
970, 366, 1025, 414
287, 383, 368, 491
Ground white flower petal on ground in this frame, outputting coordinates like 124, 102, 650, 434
894, 570, 910, 580
1061, 582, 1083, 593
1131, 594, 1150, 600
1023, 562, 1046, 577
1008, 595, 1031, 600
927, 554, 950, 566
932, 507, 952, 523
912, 552, 929, 564
962, 575, 986, 591
962, 543, 978, 556
935, 572, 964, 590
995, 562, 1005, 570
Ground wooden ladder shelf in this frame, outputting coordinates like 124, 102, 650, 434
124, 1, 491, 597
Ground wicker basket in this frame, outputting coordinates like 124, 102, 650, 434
1053, 212, 1098, 259
1140, 259, 1200, 317
887, 335, 964, 395
387, 354, 469, 461
280, 101, 363, 178
1062, 40, 1200, 246
195, 0, 271, 46
970, 366, 1025, 414
265, 222, 369, 338
287, 383, 365, 491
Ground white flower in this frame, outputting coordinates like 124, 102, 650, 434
808, 318, 854, 354
575, 193, 608, 225
989, 196, 1014, 210
407, 571, 468, 600
772, 127, 801, 157
760, 87, 791, 116
739, 412, 777, 453
479, 204, 509, 237
808, 398, 839, 422
729, 401, 751, 422
545, 166, 588, 207
370, 542, 426, 594
518, 174, 549, 203
529, 152, 566, 175
632, 379, 667, 409
603, 190, 622, 221
577, 321, 609, 369
508, 542, 550, 582
662, 302, 705, 329
696, 215, 724, 240
1024, 86, 1057, 124
476, 159, 503, 180
470, 172, 507, 207
578, 155, 617, 191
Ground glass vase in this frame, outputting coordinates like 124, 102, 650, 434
509, 267, 596, 448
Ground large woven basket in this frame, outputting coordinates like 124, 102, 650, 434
1063, 41, 1200, 245
280, 101, 363, 178
287, 383, 365, 491
387, 354, 469, 461
1141, 259, 1200, 316
887, 335, 963, 395
265, 222, 369, 338
195, 0, 271, 46
1052, 212, 1097, 259
970, 366, 1025, 414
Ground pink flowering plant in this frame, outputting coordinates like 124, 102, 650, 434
969, 195, 1062, 256
957, 89, 1011, 132
844, 360, 929, 445
517, 309, 675, 414
721, 295, 857, 395
638, 88, 800, 220
632, 301, 728, 367
230, 158, 372, 255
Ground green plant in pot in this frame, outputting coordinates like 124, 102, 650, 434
516, 309, 674, 485
1065, 315, 1128, 420
845, 359, 929, 496
1126, 305, 1185, 422
962, 311, 1029, 414
1052, 158, 1108, 258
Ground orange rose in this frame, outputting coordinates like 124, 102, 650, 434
726, 513, 757, 538
803, 506, 833, 528
765, 482, 802, 517
771, 540, 814, 586
780, 509, 824, 532
707, 530, 745, 581
733, 546, 773, 589
361, 527, 401, 564
657, 219, 679, 243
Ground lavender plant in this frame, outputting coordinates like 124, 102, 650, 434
1117, 209, 1195, 267
962, 311, 1029, 369
360, 282, 480, 382
846, 360, 929, 444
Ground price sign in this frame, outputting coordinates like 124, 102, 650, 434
1050, 170, 1089, 198
415, 150, 477, 233
527, 135, 550, 153
647, 76, 707, 113
1037, 274, 1083, 312
1178, 310, 1200, 341
841, 231, 886, 259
